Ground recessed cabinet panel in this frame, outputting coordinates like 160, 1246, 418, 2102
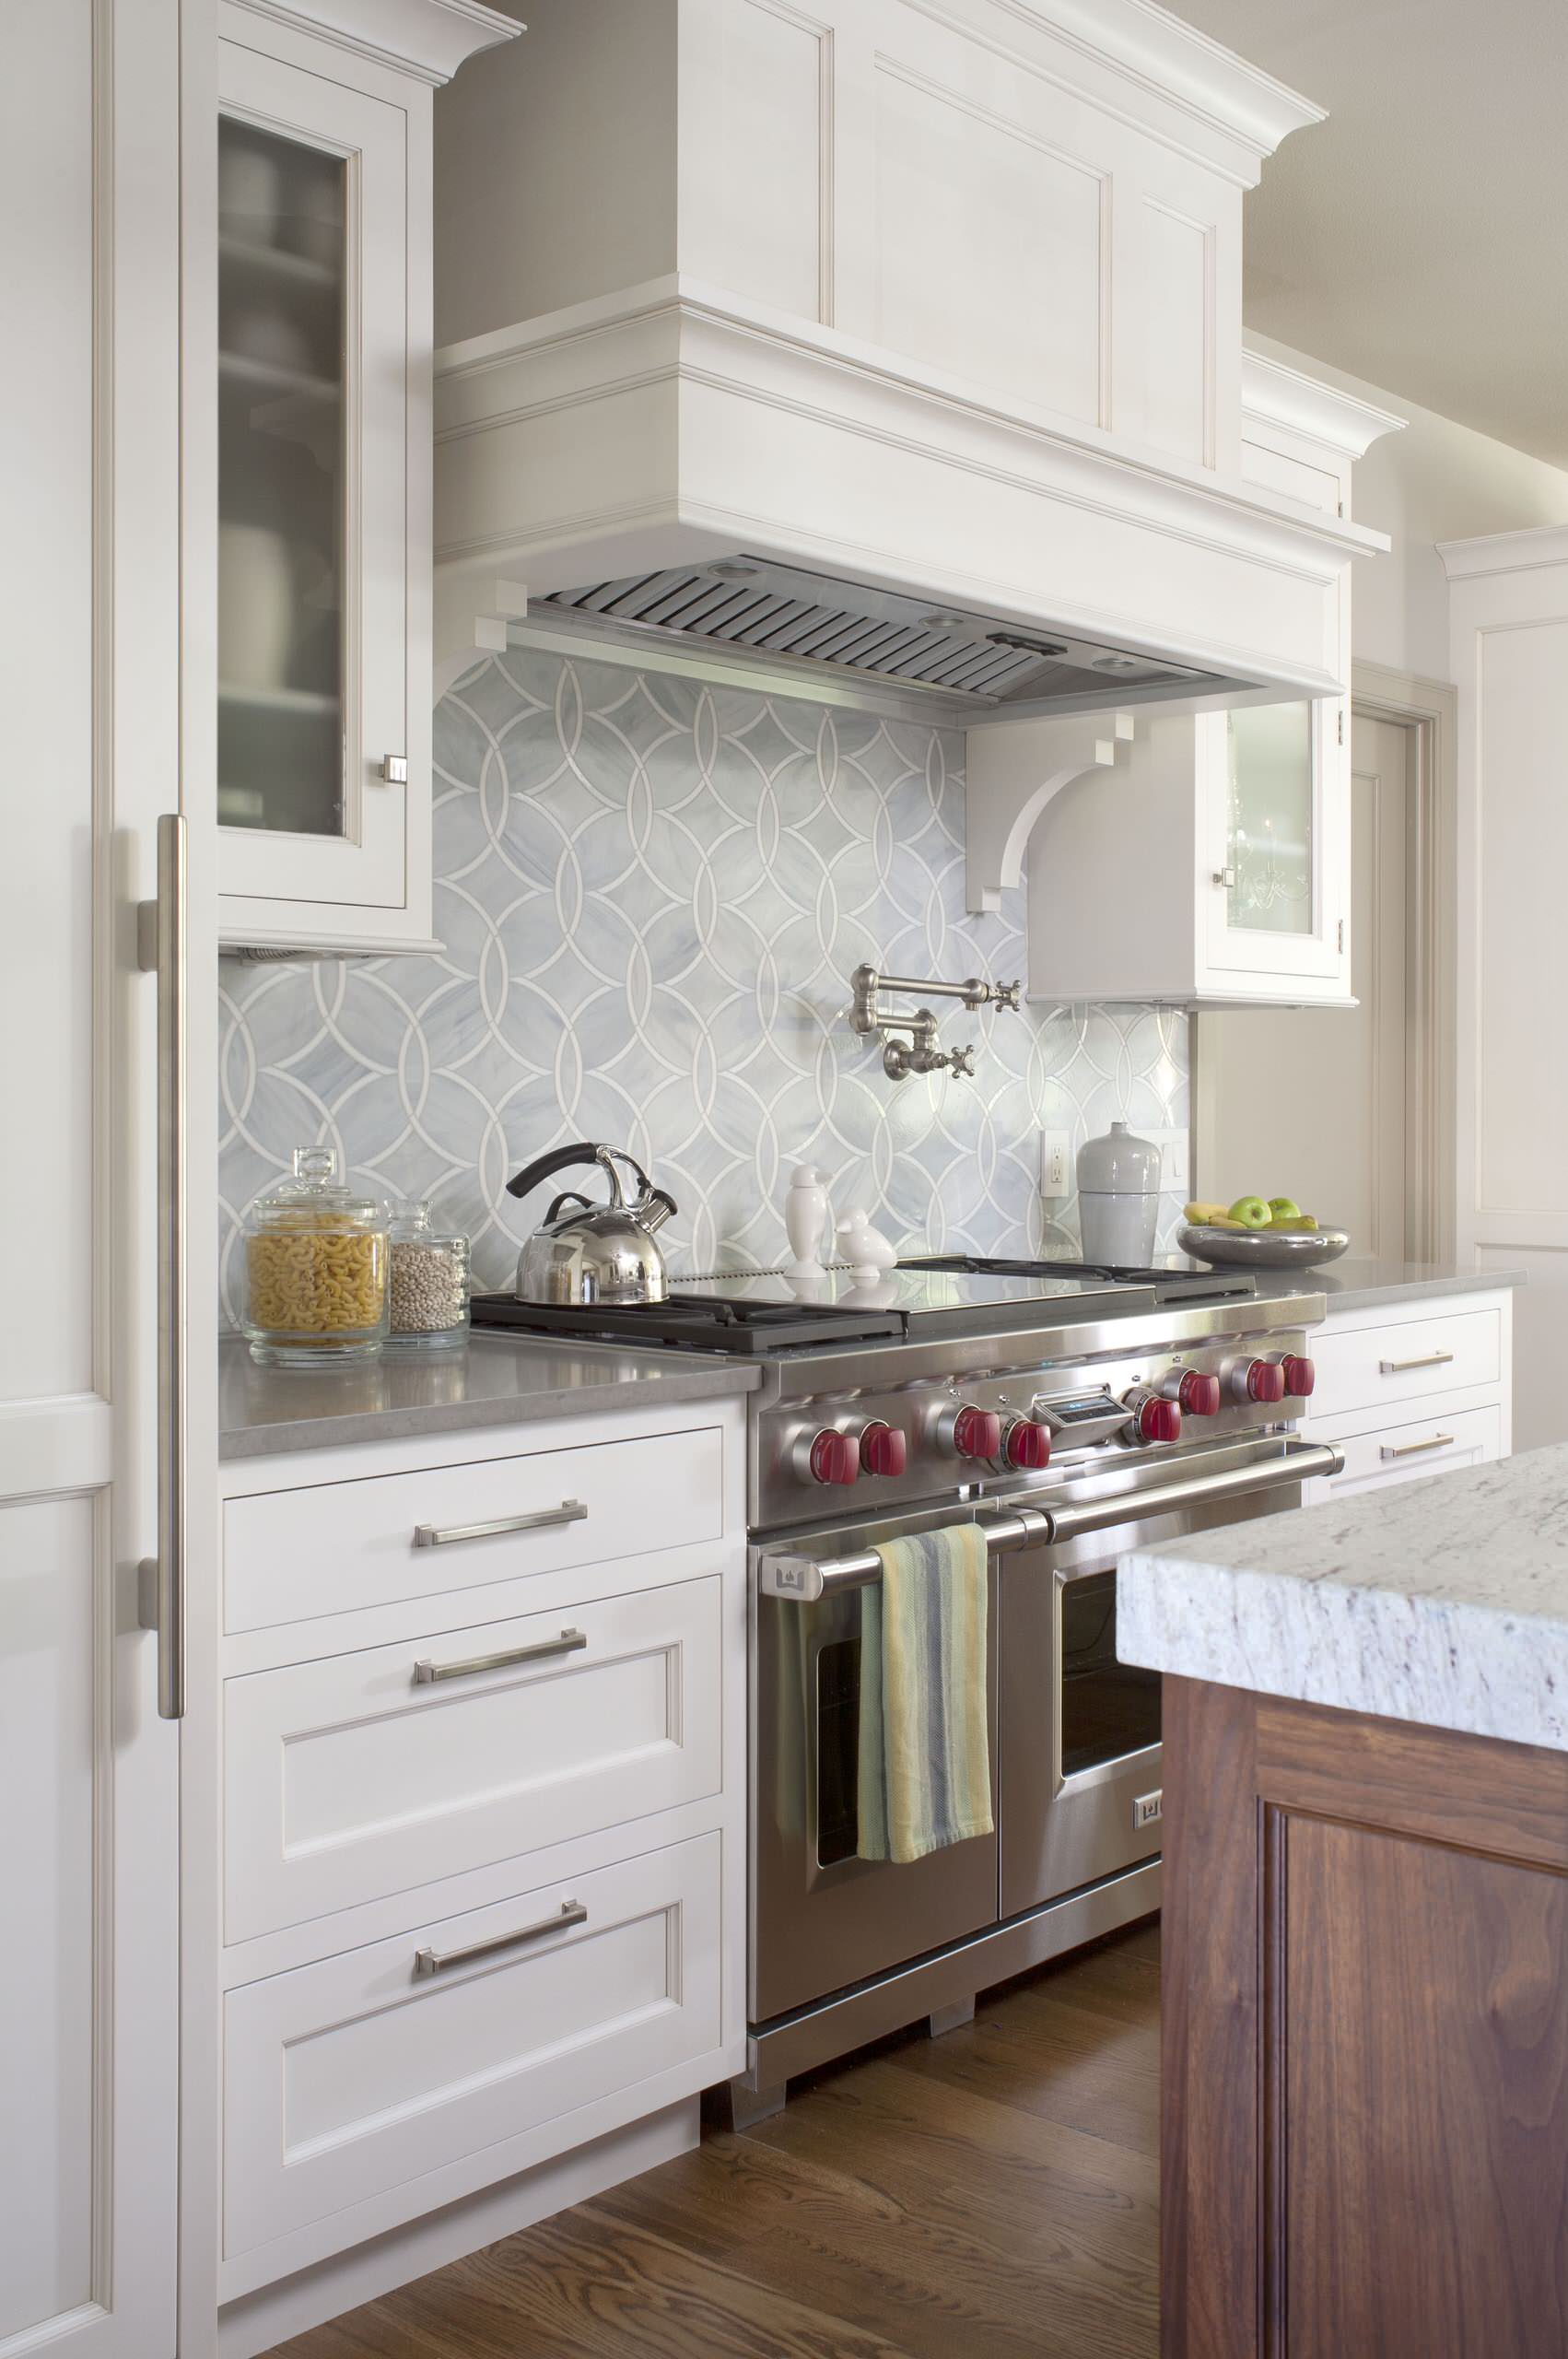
872, 55, 1104, 425
685, 0, 829, 322
223, 1834, 723, 2257
224, 1576, 723, 1941
217, 26, 420, 946
1140, 199, 1211, 464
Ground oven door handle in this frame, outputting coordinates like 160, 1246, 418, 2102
1039, 1440, 1343, 1548
756, 1441, 1344, 1601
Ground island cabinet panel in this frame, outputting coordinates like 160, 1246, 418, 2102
1162, 1676, 1568, 2359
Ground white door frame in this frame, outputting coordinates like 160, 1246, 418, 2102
1191, 666, 1457, 1265
1349, 662, 1458, 1266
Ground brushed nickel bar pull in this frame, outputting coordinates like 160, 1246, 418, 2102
414, 1900, 587, 1978
413, 1629, 587, 1684
135, 814, 188, 1721
1036, 1443, 1343, 1548
757, 1444, 1345, 1602
1380, 1433, 1456, 1460
413, 1499, 588, 1548
1380, 1350, 1455, 1374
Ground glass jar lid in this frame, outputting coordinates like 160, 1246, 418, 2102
248, 1145, 386, 1231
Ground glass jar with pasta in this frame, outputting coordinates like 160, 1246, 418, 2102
240, 1145, 390, 1366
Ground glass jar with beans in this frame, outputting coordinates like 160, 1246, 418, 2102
240, 1146, 390, 1366
386, 1199, 471, 1348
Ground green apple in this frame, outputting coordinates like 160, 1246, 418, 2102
1228, 1195, 1272, 1230
1268, 1196, 1302, 1221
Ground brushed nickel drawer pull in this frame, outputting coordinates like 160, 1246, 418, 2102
413, 1628, 587, 1684
413, 1498, 588, 1548
1379, 1350, 1455, 1374
1380, 1433, 1456, 1460
413, 1900, 587, 1979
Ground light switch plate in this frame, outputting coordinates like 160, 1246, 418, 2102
1039, 1131, 1072, 1199
1147, 1129, 1189, 1193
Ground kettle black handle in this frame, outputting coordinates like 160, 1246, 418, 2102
506, 1141, 640, 1202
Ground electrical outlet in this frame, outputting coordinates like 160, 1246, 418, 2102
1147, 1129, 1189, 1194
1039, 1131, 1072, 1199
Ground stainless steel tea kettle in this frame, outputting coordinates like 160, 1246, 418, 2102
507, 1142, 678, 1305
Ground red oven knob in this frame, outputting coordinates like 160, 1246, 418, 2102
860, 1421, 908, 1478
952, 1406, 1002, 1461
1281, 1355, 1316, 1399
1001, 1417, 1052, 1471
1135, 1396, 1182, 1443
1233, 1357, 1286, 1404
1164, 1370, 1222, 1417
805, 1429, 860, 1486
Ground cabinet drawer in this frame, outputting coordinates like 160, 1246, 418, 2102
1309, 1307, 1503, 1420
224, 1424, 725, 1633
223, 1833, 721, 2259
1307, 1403, 1503, 1501
225, 1576, 721, 1943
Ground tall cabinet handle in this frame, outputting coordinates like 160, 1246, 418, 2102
137, 814, 188, 1721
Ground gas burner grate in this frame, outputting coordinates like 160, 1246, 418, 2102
469, 1292, 907, 1355
899, 1252, 1254, 1299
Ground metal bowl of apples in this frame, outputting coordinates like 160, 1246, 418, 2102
1177, 1196, 1351, 1271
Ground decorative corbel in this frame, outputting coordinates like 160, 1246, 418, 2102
965, 710, 1137, 913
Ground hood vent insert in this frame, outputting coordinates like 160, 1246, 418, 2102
541, 559, 1229, 711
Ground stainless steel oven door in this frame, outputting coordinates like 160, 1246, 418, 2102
751, 1515, 1000, 2026
999, 1441, 1306, 1919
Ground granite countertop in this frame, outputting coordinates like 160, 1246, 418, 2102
1118, 1442, 1568, 1751
219, 1331, 760, 1461
1222, 1258, 1526, 1316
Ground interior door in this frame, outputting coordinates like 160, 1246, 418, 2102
0, 6, 190, 2352
1194, 710, 1411, 1248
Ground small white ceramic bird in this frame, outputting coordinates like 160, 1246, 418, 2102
836, 1207, 897, 1281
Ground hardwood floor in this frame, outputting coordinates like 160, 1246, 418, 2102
269, 1920, 1161, 2359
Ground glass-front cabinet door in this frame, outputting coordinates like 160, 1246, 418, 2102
1200, 697, 1350, 995
216, 39, 413, 946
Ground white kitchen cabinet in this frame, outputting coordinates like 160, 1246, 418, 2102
1012, 355, 1405, 1006
2, 6, 219, 2355
1299, 1287, 1515, 1505
214, 1397, 747, 2356
216, 0, 516, 955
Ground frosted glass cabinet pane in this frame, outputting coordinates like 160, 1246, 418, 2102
1225, 702, 1316, 936
217, 117, 346, 836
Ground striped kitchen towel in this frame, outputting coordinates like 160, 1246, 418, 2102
858, 1521, 993, 1864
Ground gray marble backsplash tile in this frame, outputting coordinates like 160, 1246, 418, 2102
218, 644, 1188, 1320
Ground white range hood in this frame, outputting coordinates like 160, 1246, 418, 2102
431, 0, 1385, 722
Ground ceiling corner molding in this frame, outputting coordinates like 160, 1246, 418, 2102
1242, 350, 1407, 460
1437, 522, 1568, 582
224, 0, 521, 84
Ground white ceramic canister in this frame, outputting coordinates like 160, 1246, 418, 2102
1076, 1120, 1163, 1265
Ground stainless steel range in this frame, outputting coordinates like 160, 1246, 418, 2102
473, 1253, 1341, 2122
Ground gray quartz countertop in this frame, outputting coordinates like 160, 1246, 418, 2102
1118, 1441, 1568, 1751
1227, 1257, 1525, 1315
219, 1331, 760, 1461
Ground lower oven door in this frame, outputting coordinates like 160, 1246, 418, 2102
751, 1536, 1000, 2025
999, 1443, 1306, 1919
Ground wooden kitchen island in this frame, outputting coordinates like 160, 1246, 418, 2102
1118, 1444, 1568, 2359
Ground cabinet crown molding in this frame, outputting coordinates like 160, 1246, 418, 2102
225, 0, 521, 84
1241, 350, 1407, 463
1438, 521, 1568, 581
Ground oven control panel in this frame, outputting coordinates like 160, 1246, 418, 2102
750, 1327, 1316, 1530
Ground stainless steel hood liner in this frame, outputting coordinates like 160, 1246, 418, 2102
542, 557, 1233, 710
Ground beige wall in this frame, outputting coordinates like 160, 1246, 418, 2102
1247, 333, 1568, 682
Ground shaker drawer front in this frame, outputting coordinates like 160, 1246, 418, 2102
1309, 1403, 1503, 1500
1309, 1308, 1503, 1419
225, 1577, 722, 1943
224, 1424, 724, 1633
223, 1833, 722, 2259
